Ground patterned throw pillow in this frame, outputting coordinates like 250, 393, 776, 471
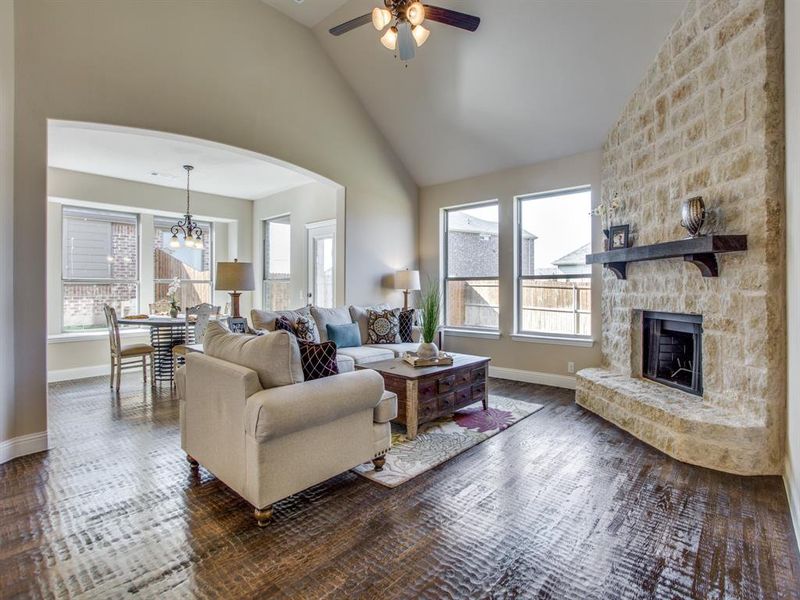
294, 315, 318, 343
398, 309, 415, 343
274, 316, 296, 335
367, 308, 400, 344
297, 340, 339, 381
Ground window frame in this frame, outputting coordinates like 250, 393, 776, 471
262, 213, 292, 311
514, 186, 593, 341
441, 199, 501, 332
152, 216, 214, 309
60, 205, 141, 332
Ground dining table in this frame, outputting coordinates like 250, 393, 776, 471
117, 316, 195, 383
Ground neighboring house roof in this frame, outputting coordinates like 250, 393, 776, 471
552, 243, 591, 267
449, 212, 536, 239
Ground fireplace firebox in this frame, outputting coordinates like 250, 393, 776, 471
642, 311, 703, 396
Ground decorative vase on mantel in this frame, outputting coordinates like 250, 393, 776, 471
680, 196, 706, 238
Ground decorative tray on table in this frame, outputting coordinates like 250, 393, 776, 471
403, 352, 454, 368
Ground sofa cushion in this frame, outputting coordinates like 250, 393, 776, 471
367, 308, 401, 344
336, 345, 395, 365
368, 342, 421, 357
349, 303, 390, 344
327, 322, 361, 348
203, 321, 303, 389
311, 305, 353, 342
251, 307, 320, 342
336, 354, 355, 373
297, 340, 339, 381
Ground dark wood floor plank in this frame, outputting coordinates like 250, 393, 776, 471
0, 376, 798, 599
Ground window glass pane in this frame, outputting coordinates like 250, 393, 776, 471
520, 277, 591, 336
63, 207, 138, 280
63, 282, 138, 331
154, 281, 212, 310
445, 279, 499, 329
153, 218, 212, 281
519, 190, 591, 277
263, 216, 291, 311
446, 204, 499, 278
313, 235, 335, 308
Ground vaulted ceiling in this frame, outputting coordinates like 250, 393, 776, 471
264, 0, 687, 186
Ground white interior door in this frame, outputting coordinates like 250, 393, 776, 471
307, 220, 336, 308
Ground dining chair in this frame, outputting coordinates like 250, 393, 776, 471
103, 304, 155, 392
172, 303, 220, 382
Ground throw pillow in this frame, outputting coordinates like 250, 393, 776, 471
297, 340, 339, 381
294, 315, 318, 343
367, 308, 400, 344
310, 306, 352, 342
274, 315, 296, 335
326, 322, 361, 348
398, 308, 415, 343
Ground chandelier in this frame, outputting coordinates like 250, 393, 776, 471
169, 165, 203, 249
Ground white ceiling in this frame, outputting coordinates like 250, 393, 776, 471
302, 0, 686, 186
48, 122, 314, 200
261, 0, 351, 27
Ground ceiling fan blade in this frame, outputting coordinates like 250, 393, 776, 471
329, 13, 372, 36
423, 5, 480, 32
397, 22, 415, 61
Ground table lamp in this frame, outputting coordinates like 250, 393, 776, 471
215, 259, 255, 318
395, 269, 421, 310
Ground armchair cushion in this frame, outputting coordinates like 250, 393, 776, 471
246, 369, 385, 442
203, 321, 303, 390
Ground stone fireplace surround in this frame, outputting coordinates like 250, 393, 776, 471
576, 0, 785, 476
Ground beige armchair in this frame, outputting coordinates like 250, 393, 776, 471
178, 336, 396, 526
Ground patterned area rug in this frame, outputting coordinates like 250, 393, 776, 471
353, 396, 543, 487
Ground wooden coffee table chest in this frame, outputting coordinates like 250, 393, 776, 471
357, 353, 490, 439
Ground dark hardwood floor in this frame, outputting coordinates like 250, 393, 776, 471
1, 375, 798, 599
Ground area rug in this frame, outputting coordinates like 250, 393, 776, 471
352, 396, 543, 487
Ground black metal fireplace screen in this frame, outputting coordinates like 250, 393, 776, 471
642, 311, 703, 396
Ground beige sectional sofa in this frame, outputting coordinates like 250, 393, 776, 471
250, 304, 421, 371
178, 321, 397, 526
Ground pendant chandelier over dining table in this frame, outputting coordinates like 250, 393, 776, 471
169, 165, 203, 249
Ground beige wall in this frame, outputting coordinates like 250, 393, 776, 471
419, 150, 603, 381
252, 182, 341, 311
46, 168, 257, 376
0, 0, 15, 449
786, 0, 800, 548
12, 0, 418, 443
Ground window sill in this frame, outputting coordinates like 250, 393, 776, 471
511, 333, 595, 347
442, 328, 501, 340
48, 328, 150, 344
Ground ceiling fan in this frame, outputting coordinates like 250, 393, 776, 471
329, 1, 480, 62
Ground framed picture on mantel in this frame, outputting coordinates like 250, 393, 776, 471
610, 224, 630, 250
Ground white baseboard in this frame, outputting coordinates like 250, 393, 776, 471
0, 431, 49, 464
785, 458, 800, 553
488, 366, 576, 390
48, 364, 107, 382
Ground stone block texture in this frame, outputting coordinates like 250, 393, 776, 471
577, 0, 785, 475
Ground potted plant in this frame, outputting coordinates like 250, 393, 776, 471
417, 279, 442, 359
167, 277, 181, 318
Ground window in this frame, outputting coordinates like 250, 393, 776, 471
516, 187, 592, 337
443, 202, 499, 330
61, 206, 139, 331
153, 217, 213, 311
263, 215, 291, 311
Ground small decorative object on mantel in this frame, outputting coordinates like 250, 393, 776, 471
680, 196, 706, 238
609, 224, 630, 250
417, 279, 441, 359
590, 193, 622, 250
403, 351, 454, 368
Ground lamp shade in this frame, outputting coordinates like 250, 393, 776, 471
395, 269, 421, 291
215, 260, 255, 291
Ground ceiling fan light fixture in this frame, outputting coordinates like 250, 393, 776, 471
371, 7, 391, 31
412, 24, 430, 47
406, 2, 425, 26
380, 25, 398, 50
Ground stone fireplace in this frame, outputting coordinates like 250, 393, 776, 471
576, 0, 785, 476
642, 311, 703, 397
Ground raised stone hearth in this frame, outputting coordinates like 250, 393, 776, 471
577, 0, 785, 475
